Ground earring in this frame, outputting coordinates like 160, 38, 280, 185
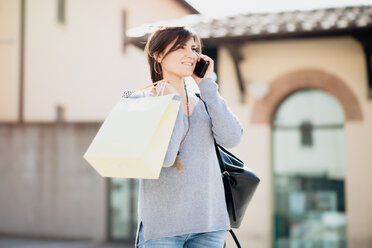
153, 61, 161, 74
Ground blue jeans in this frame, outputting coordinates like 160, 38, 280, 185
137, 223, 227, 248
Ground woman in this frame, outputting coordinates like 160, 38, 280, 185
133, 26, 243, 248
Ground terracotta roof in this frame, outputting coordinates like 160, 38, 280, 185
127, 5, 372, 46
174, 0, 199, 14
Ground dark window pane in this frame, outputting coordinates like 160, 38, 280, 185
300, 121, 313, 146
57, 0, 65, 23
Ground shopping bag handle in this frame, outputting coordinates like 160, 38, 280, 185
138, 79, 168, 91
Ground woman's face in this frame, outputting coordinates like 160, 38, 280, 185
158, 37, 199, 79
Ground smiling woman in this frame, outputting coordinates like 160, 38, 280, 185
153, 38, 199, 83
130, 26, 244, 248
145, 26, 202, 83
144, 27, 214, 118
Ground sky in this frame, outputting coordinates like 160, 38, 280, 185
185, 0, 372, 18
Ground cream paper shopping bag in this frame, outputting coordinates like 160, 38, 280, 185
83, 93, 180, 179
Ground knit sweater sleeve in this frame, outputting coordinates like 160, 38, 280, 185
128, 91, 186, 167
161, 95, 186, 167
198, 78, 243, 148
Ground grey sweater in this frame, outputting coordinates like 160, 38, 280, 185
132, 78, 244, 243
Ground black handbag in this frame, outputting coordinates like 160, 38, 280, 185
215, 143, 261, 228
196, 94, 260, 248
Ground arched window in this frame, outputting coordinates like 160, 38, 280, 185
272, 89, 346, 248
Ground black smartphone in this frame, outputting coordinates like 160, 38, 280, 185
193, 58, 209, 78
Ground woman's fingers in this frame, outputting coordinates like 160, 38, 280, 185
198, 54, 214, 80
155, 81, 167, 96
199, 54, 213, 64
153, 79, 179, 96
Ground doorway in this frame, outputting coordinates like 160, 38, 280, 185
108, 178, 139, 241
272, 89, 347, 248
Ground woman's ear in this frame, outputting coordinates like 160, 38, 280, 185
154, 52, 163, 63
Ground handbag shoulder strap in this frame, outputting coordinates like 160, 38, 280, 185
195, 93, 227, 171
196, 93, 242, 248
229, 229, 242, 248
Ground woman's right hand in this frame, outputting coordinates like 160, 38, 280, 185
152, 79, 179, 96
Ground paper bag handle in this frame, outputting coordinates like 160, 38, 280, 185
138, 79, 168, 91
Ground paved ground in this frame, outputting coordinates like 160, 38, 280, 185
0, 237, 134, 248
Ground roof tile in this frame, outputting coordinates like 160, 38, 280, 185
127, 5, 372, 43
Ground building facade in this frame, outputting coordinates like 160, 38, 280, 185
1, 1, 372, 247
127, 5, 372, 248
0, 0, 197, 245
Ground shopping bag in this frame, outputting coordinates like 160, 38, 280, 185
83, 90, 180, 179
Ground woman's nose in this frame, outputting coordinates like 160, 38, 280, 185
186, 48, 198, 59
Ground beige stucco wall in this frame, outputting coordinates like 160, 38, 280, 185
0, 0, 20, 122
18, 0, 190, 122
218, 37, 372, 248
0, 0, 193, 242
0, 123, 107, 242
125, 0, 193, 28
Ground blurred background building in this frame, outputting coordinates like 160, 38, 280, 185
1, 0, 372, 247
0, 0, 198, 246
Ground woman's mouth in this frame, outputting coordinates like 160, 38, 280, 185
182, 62, 193, 67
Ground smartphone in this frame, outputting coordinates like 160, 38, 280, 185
193, 58, 209, 78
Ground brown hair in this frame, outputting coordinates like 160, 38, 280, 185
144, 26, 202, 83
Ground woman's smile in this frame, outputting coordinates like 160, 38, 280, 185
181, 62, 194, 67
